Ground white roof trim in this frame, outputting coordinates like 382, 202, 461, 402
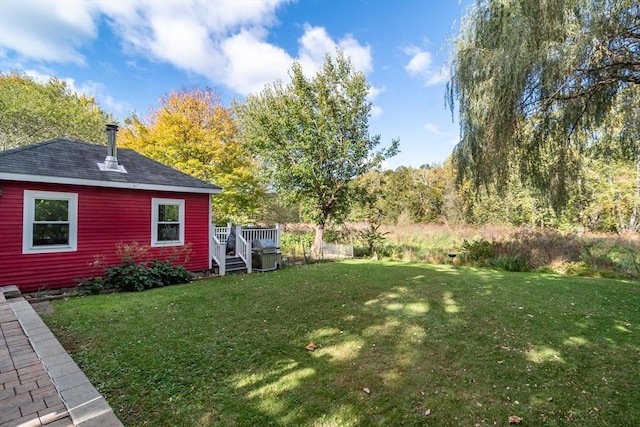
0, 172, 222, 194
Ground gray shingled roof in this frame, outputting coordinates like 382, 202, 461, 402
0, 139, 221, 193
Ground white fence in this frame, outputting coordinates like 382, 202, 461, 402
321, 241, 354, 259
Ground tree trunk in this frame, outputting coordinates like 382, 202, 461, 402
629, 144, 640, 232
311, 224, 324, 259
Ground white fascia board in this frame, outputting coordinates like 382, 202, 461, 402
0, 172, 222, 194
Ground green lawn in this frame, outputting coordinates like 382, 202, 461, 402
43, 261, 640, 426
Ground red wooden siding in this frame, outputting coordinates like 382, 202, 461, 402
0, 180, 211, 292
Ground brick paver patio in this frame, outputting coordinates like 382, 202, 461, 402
0, 286, 122, 427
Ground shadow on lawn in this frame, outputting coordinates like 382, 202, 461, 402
223, 262, 639, 426
45, 261, 639, 426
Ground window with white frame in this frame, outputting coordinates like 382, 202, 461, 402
151, 198, 185, 246
23, 190, 78, 254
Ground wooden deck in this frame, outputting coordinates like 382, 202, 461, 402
210, 224, 281, 276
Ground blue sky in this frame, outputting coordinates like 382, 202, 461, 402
0, 0, 472, 169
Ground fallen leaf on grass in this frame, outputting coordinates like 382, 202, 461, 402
508, 415, 522, 424
305, 342, 318, 351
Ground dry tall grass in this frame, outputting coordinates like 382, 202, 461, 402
279, 222, 640, 279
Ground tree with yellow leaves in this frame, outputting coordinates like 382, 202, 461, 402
120, 87, 264, 223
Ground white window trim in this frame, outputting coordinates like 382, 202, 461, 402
23, 190, 78, 254
151, 198, 185, 247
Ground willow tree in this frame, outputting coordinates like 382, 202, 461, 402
0, 72, 112, 150
607, 85, 640, 229
447, 0, 639, 227
235, 51, 399, 252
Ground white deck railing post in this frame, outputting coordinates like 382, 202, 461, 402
245, 236, 252, 274
211, 223, 227, 276
209, 223, 213, 268
235, 224, 242, 259
235, 225, 252, 274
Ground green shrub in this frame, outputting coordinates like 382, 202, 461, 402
75, 276, 108, 295
352, 246, 369, 257
280, 232, 314, 262
76, 242, 193, 294
560, 261, 598, 277
105, 263, 156, 292
323, 227, 354, 244
356, 224, 388, 256
147, 260, 193, 287
461, 238, 500, 261
486, 255, 529, 272
102, 261, 193, 292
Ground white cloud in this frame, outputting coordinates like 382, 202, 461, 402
298, 24, 372, 77
1, 0, 375, 99
298, 25, 338, 73
101, 2, 352, 95
425, 66, 449, 85
17, 69, 132, 115
406, 51, 433, 75
368, 85, 384, 99
370, 105, 383, 118
21, 69, 57, 84
0, 0, 99, 65
404, 45, 449, 86
367, 85, 385, 118
424, 122, 456, 137
379, 159, 392, 171
293, 26, 376, 112
75, 80, 133, 115
221, 29, 293, 95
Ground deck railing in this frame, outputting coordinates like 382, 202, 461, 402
211, 224, 280, 276
211, 234, 226, 276
213, 225, 230, 244
235, 225, 252, 274
241, 224, 281, 248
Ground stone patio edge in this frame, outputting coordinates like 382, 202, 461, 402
7, 295, 123, 427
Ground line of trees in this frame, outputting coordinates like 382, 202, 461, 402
346, 160, 637, 232
2, 0, 637, 234
0, 72, 113, 150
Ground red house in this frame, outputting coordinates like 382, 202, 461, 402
0, 125, 221, 292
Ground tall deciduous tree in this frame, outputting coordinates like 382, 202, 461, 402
235, 51, 399, 252
0, 72, 112, 149
447, 0, 639, 222
119, 88, 264, 223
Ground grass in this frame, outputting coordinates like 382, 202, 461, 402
284, 223, 640, 278
43, 261, 639, 426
